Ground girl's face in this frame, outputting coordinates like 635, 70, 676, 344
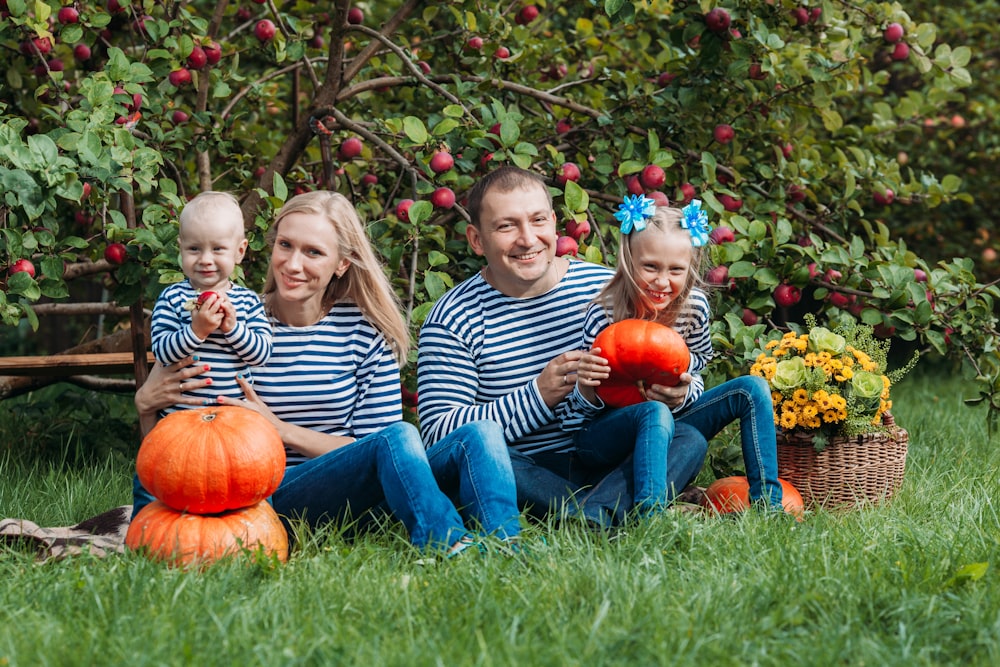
270, 211, 351, 310
629, 226, 692, 310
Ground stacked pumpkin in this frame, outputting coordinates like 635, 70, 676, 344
125, 406, 289, 567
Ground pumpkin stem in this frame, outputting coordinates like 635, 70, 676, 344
201, 412, 218, 422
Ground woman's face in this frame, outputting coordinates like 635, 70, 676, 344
629, 226, 692, 310
270, 211, 351, 308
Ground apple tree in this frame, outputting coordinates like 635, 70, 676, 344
1, 0, 998, 429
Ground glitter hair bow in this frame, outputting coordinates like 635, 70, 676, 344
680, 199, 711, 247
614, 194, 657, 234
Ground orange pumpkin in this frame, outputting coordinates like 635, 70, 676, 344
136, 406, 286, 514
125, 500, 289, 567
701, 475, 804, 519
594, 319, 690, 407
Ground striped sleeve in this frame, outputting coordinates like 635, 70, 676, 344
221, 287, 272, 367
151, 282, 204, 364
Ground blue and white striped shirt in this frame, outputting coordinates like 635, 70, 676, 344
151, 280, 272, 415
580, 288, 715, 413
417, 260, 615, 455
252, 304, 404, 466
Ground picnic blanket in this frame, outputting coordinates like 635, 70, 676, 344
0, 505, 132, 561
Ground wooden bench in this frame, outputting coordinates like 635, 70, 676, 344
0, 352, 156, 377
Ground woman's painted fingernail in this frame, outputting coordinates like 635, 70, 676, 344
192, 355, 200, 362
202, 399, 210, 405
203, 365, 211, 371
205, 378, 212, 385
216, 397, 225, 403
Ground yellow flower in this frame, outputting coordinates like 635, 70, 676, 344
780, 411, 798, 429
792, 388, 809, 405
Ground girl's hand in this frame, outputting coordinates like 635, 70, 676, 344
575, 347, 610, 404
646, 372, 693, 410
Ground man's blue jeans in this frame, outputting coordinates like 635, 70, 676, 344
677, 376, 782, 506
133, 421, 488, 551
425, 420, 522, 540
508, 422, 708, 526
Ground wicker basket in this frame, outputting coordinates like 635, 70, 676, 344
776, 412, 908, 510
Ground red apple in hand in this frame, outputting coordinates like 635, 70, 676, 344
8, 259, 36, 278
197, 291, 217, 306
104, 243, 127, 265
774, 284, 802, 308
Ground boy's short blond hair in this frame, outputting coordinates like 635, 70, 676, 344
179, 191, 245, 238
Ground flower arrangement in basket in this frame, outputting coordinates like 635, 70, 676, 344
749, 316, 918, 508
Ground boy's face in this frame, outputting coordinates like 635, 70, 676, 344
178, 210, 248, 293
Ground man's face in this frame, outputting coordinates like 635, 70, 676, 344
466, 183, 559, 298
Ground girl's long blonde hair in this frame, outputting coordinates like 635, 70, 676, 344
262, 191, 410, 363
595, 206, 708, 326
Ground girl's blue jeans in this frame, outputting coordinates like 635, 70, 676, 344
677, 375, 782, 507
132, 421, 519, 551
572, 401, 674, 513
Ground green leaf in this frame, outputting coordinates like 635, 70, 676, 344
272, 172, 288, 201
944, 562, 989, 588
563, 180, 589, 213
403, 116, 429, 144
424, 270, 448, 300
408, 200, 433, 225
432, 118, 459, 136
427, 250, 450, 267
604, 0, 627, 18
443, 105, 464, 118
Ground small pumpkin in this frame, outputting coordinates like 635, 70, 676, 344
594, 319, 690, 407
136, 406, 286, 514
125, 499, 289, 567
701, 475, 805, 519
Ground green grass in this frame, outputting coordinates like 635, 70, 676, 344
2, 371, 999, 666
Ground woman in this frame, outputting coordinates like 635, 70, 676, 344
134, 191, 522, 555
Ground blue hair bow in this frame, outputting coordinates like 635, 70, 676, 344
680, 199, 711, 247
614, 194, 657, 234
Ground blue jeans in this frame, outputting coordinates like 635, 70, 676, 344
425, 420, 522, 540
573, 401, 673, 513
508, 422, 708, 526
677, 375, 782, 506
133, 422, 470, 551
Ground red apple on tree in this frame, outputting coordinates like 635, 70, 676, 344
57, 6, 80, 24
73, 44, 92, 62
719, 194, 742, 212
555, 235, 578, 257
338, 137, 363, 160
706, 265, 729, 286
704, 8, 731, 34
791, 7, 809, 26
873, 188, 895, 206
884, 23, 904, 44
254, 19, 277, 43
774, 284, 802, 308
494, 46, 511, 59
395, 199, 414, 221
649, 191, 670, 207
709, 226, 735, 244
8, 259, 36, 278
555, 119, 573, 134
187, 46, 208, 70
713, 123, 735, 144
431, 187, 455, 209
566, 219, 591, 241
203, 41, 222, 65
515, 5, 540, 25
347, 7, 364, 24
557, 162, 581, 184
741, 309, 759, 326
640, 164, 666, 190
891, 42, 910, 61
172, 110, 190, 124
429, 151, 454, 174
466, 36, 484, 51
168, 68, 192, 87
104, 243, 127, 265
678, 183, 696, 203
626, 175, 645, 196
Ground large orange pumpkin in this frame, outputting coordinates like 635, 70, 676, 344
136, 406, 286, 514
125, 499, 289, 567
701, 475, 804, 519
594, 319, 690, 407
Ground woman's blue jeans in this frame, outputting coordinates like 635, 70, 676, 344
425, 420, 522, 541
133, 421, 477, 551
677, 375, 782, 506
572, 401, 673, 513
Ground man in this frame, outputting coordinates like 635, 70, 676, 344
417, 166, 708, 524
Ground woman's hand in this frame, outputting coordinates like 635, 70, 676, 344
134, 356, 212, 435
646, 372, 693, 410
217, 375, 282, 434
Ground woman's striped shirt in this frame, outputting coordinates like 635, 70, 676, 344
417, 260, 615, 456
252, 303, 404, 466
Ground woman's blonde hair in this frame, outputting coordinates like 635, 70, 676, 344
262, 191, 410, 363
595, 206, 708, 326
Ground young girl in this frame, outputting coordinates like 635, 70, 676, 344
573, 196, 783, 509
